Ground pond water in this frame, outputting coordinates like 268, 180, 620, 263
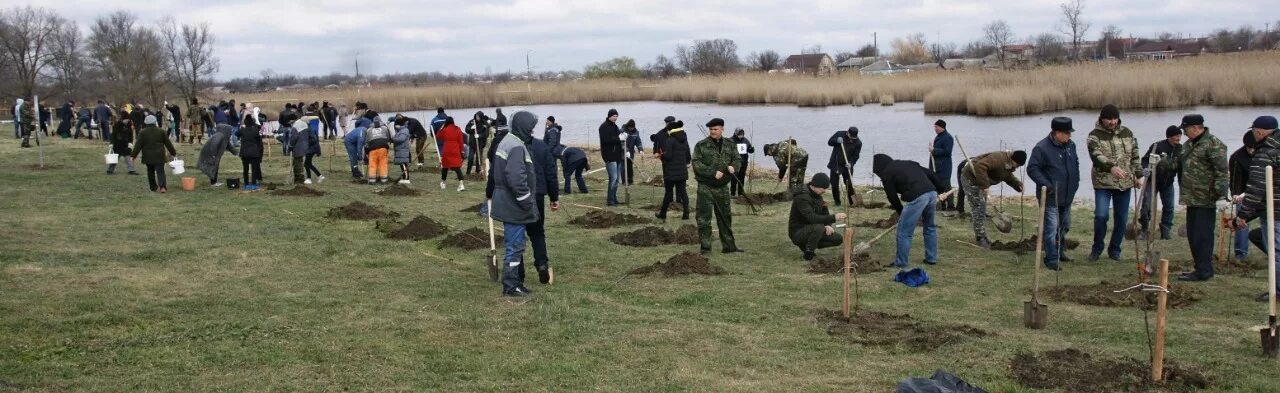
388, 101, 1280, 198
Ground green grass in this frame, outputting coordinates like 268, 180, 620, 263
1, 136, 1277, 392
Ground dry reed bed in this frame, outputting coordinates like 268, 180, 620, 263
233, 52, 1280, 116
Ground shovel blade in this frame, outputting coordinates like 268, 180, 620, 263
994, 213, 1013, 234
486, 254, 499, 282
1023, 301, 1048, 329
1263, 327, 1279, 358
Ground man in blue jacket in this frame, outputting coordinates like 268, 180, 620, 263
490, 110, 541, 297
931, 120, 955, 211
431, 107, 448, 153
94, 100, 114, 142
344, 119, 369, 179
1027, 117, 1082, 270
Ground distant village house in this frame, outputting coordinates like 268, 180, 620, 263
781, 54, 836, 76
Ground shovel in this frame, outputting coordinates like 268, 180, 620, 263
486, 199, 499, 282
1261, 166, 1278, 357
1024, 186, 1049, 330
852, 223, 898, 258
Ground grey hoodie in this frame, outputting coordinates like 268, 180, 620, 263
490, 110, 540, 225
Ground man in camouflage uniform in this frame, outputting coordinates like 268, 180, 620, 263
764, 138, 808, 192
17, 98, 35, 148
693, 118, 744, 255
960, 150, 1026, 249
1086, 105, 1142, 261
1232, 116, 1280, 301
187, 98, 207, 144
1176, 114, 1228, 282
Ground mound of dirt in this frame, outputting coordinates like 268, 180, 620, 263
853, 212, 899, 229
628, 252, 726, 277
858, 201, 888, 209
736, 192, 790, 205
1208, 257, 1269, 276
386, 215, 449, 241
570, 210, 652, 229
610, 225, 701, 247
377, 183, 421, 196
817, 309, 990, 351
270, 185, 326, 196
1044, 280, 1205, 309
672, 225, 699, 244
327, 201, 399, 220
991, 235, 1081, 252
807, 255, 886, 275
1011, 348, 1211, 393
438, 227, 502, 250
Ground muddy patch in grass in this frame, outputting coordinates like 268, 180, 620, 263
1011, 348, 1210, 393
327, 201, 399, 220
807, 255, 886, 274
610, 225, 701, 247
570, 210, 652, 229
853, 212, 899, 229
991, 235, 1081, 253
376, 183, 421, 196
628, 252, 726, 277
385, 215, 449, 241
817, 309, 989, 351
270, 185, 326, 196
459, 203, 484, 213
1045, 280, 1204, 309
736, 192, 789, 206
438, 227, 502, 250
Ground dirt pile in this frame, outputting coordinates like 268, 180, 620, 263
1011, 349, 1210, 392
628, 252, 727, 277
817, 309, 989, 351
377, 183, 421, 196
853, 212, 899, 229
327, 201, 399, 220
736, 192, 790, 205
610, 225, 701, 247
807, 255, 886, 275
438, 227, 502, 250
263, 182, 281, 191
1044, 280, 1204, 309
385, 215, 449, 241
570, 210, 652, 229
990, 235, 1081, 252
270, 185, 326, 196
672, 225, 699, 244
858, 201, 888, 209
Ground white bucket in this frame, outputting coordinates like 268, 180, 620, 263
169, 159, 185, 175
104, 153, 119, 165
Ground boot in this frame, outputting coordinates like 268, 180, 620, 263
976, 237, 992, 250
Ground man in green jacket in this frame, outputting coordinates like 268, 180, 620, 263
129, 115, 179, 193
764, 139, 808, 192
693, 118, 744, 255
789, 173, 848, 260
1086, 105, 1142, 261
1176, 114, 1228, 281
960, 150, 1026, 248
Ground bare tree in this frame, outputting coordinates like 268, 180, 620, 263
745, 50, 781, 72
1056, 0, 1091, 61
961, 40, 995, 58
648, 55, 679, 78
88, 11, 141, 101
891, 34, 931, 65
1034, 33, 1067, 64
159, 17, 218, 105
49, 20, 84, 98
1098, 24, 1123, 58
983, 20, 1014, 69
854, 44, 878, 57
675, 38, 740, 75
0, 6, 67, 97
928, 42, 958, 64
134, 27, 168, 107
800, 44, 823, 55
833, 51, 857, 63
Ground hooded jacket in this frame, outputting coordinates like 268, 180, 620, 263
490, 111, 540, 225
438, 123, 466, 168
598, 118, 624, 162
1229, 145, 1253, 196
363, 123, 391, 153
545, 123, 564, 157
238, 120, 264, 159
624, 126, 643, 157
872, 154, 947, 213
651, 122, 674, 156
661, 128, 692, 182
130, 126, 177, 165
110, 120, 133, 155
562, 147, 588, 169
198, 124, 239, 178
392, 125, 412, 164
344, 124, 367, 163
827, 130, 861, 170
1027, 134, 1081, 207
530, 138, 560, 200
788, 186, 837, 239
1086, 121, 1140, 190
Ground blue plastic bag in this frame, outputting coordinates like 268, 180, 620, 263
894, 268, 930, 287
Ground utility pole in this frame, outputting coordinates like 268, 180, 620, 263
873, 32, 878, 57
354, 51, 361, 79
526, 50, 533, 95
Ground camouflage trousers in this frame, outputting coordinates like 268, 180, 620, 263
961, 172, 989, 241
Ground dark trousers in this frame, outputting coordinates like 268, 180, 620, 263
241, 156, 262, 185
955, 161, 968, 213
829, 166, 855, 206
304, 154, 322, 178
75, 119, 91, 138
440, 168, 462, 181
291, 156, 305, 183
145, 163, 166, 191
529, 195, 550, 270
1139, 181, 1176, 236
562, 159, 587, 193
732, 154, 749, 196
415, 138, 428, 164
625, 157, 636, 185
467, 141, 487, 174
397, 163, 410, 180
1186, 207, 1216, 279
660, 179, 689, 218
791, 224, 843, 252
100, 123, 111, 141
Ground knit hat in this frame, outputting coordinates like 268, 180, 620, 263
810, 173, 831, 189
847, 126, 859, 137
1165, 125, 1182, 138
547, 116, 556, 123
934, 119, 946, 129
445, 116, 455, 125
607, 108, 618, 118
1099, 104, 1120, 120
144, 115, 157, 125
705, 118, 725, 128
1011, 150, 1027, 165
663, 115, 676, 124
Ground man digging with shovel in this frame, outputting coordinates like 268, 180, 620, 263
960, 150, 1026, 249
1234, 116, 1280, 303
789, 173, 847, 261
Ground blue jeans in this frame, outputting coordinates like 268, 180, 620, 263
894, 191, 938, 268
605, 161, 621, 205
501, 222, 528, 292
1092, 189, 1131, 258
1139, 181, 1176, 236
1248, 218, 1280, 294
1236, 203, 1253, 258
1043, 202, 1072, 268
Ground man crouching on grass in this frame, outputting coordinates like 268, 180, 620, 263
490, 110, 541, 298
789, 173, 847, 261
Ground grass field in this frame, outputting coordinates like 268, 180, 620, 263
2, 137, 1278, 392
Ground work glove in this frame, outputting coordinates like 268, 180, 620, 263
836, 137, 844, 144
1215, 200, 1231, 212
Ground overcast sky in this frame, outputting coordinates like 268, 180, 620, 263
21, 0, 1275, 79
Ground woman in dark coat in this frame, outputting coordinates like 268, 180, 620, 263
656, 121, 691, 220
129, 115, 178, 193
107, 117, 137, 175
304, 119, 323, 184
238, 114, 265, 190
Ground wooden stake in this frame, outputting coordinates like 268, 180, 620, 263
1152, 258, 1170, 382
842, 226, 854, 319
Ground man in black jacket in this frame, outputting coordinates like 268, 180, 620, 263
1231, 116, 1280, 301
1228, 131, 1256, 260
827, 127, 862, 206
651, 116, 676, 158
873, 154, 948, 269
527, 135, 561, 284
1138, 125, 1183, 240
466, 111, 490, 174
789, 173, 848, 260
599, 108, 625, 206
657, 121, 691, 220
730, 128, 754, 196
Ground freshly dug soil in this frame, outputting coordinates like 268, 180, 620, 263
570, 210, 652, 229
858, 201, 888, 209
1207, 257, 1269, 275
736, 192, 790, 205
853, 212, 899, 229
807, 255, 886, 274
1044, 280, 1204, 309
1011, 348, 1211, 392
263, 182, 281, 191
386, 215, 449, 241
610, 225, 701, 247
327, 201, 399, 220
438, 227, 502, 250
990, 235, 1081, 252
270, 185, 326, 196
817, 309, 990, 351
671, 225, 699, 244
377, 183, 421, 196
628, 252, 726, 277
459, 203, 484, 213
375, 219, 404, 235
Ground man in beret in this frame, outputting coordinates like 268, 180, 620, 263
1176, 114, 1228, 282
693, 118, 744, 255
789, 173, 848, 260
